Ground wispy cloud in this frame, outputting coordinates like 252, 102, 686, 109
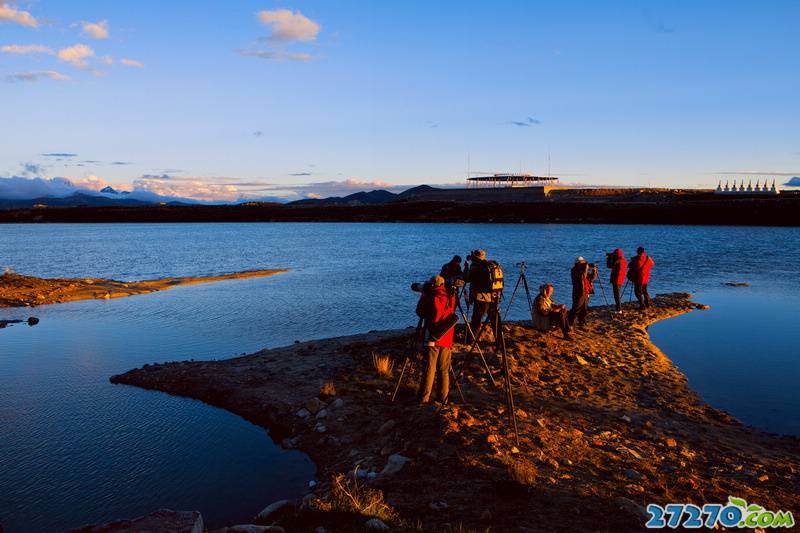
289, 172, 313, 176
42, 153, 78, 158
509, 117, 541, 127
57, 44, 95, 69
111, 161, 132, 166
0, 2, 38, 28
253, 130, 264, 137
81, 20, 109, 40
6, 70, 71, 82
257, 9, 320, 42
119, 58, 144, 68
21, 163, 44, 176
238, 49, 312, 62
1, 44, 53, 55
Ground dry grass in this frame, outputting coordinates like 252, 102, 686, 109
319, 381, 337, 398
318, 472, 398, 523
372, 352, 394, 378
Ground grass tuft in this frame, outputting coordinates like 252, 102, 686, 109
372, 352, 394, 378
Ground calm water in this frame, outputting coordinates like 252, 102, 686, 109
1, 223, 799, 532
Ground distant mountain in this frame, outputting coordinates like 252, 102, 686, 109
0, 192, 155, 210
290, 189, 398, 206
784, 177, 800, 187
100, 186, 119, 194
396, 184, 436, 198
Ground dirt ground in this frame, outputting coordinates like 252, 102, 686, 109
0, 270, 287, 308
110, 293, 799, 532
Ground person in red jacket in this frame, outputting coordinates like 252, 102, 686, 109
418, 276, 457, 405
608, 248, 627, 313
630, 247, 655, 310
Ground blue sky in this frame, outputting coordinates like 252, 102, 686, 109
1, 0, 798, 201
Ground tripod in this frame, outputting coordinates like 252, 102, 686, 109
457, 292, 520, 447
502, 261, 536, 323
594, 277, 610, 306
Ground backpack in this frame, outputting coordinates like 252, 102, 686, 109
487, 260, 504, 291
415, 285, 434, 318
606, 253, 615, 269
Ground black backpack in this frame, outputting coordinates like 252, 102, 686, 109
472, 259, 504, 292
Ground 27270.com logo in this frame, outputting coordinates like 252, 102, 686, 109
646, 496, 795, 529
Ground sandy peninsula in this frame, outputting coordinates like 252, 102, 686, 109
0, 269, 288, 309
107, 293, 800, 532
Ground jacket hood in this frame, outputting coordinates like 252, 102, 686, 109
614, 248, 623, 257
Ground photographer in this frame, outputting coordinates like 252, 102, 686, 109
464, 249, 498, 342
569, 257, 596, 328
607, 248, 627, 313
532, 283, 573, 341
417, 276, 457, 405
440, 255, 463, 281
628, 247, 655, 310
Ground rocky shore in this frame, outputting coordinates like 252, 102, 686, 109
110, 294, 799, 532
0, 269, 287, 308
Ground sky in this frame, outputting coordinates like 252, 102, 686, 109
1, 0, 799, 202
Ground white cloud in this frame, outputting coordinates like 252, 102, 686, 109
57, 44, 95, 69
238, 49, 312, 62
82, 20, 109, 40
1, 44, 53, 55
257, 9, 320, 42
132, 175, 240, 202
119, 58, 144, 68
100, 55, 114, 65
0, 2, 38, 27
6, 70, 71, 82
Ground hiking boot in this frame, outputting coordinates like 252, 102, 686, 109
563, 333, 574, 341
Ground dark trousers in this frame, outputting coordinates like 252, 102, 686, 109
612, 283, 622, 311
419, 345, 451, 404
569, 291, 588, 326
634, 283, 651, 308
469, 300, 497, 341
549, 308, 571, 336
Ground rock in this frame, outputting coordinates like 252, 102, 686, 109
309, 479, 317, 488
429, 501, 449, 510
614, 497, 648, 521
757, 474, 769, 482
481, 509, 492, 522
621, 415, 632, 423
306, 398, 325, 414
378, 420, 396, 435
364, 518, 389, 531
295, 408, 311, 418
331, 398, 344, 409
665, 438, 677, 448
380, 454, 411, 476
380, 445, 393, 456
255, 499, 294, 522
315, 423, 327, 433
315, 409, 328, 419
624, 468, 644, 480
535, 418, 547, 428
27, 316, 40, 326
67, 509, 203, 533
574, 355, 589, 366
225, 526, 272, 533
314, 528, 327, 533
367, 471, 378, 480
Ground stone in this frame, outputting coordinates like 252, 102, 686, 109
665, 438, 677, 448
295, 408, 311, 418
67, 509, 203, 533
364, 518, 390, 531
535, 418, 547, 428
331, 398, 344, 409
614, 497, 648, 521
315, 409, 328, 419
757, 474, 769, 482
429, 501, 449, 510
380, 454, 411, 476
314, 528, 327, 533
306, 397, 325, 414
621, 415, 632, 423
308, 480, 317, 488
481, 509, 492, 521
27, 316, 40, 325
315, 423, 327, 433
226, 526, 271, 533
378, 420, 396, 435
624, 469, 644, 480
255, 499, 294, 522
574, 355, 589, 366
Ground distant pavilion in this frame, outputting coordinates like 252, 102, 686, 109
466, 173, 559, 189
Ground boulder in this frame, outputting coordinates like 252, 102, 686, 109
67, 509, 203, 533
378, 420, 396, 435
380, 454, 411, 476
255, 499, 294, 522
364, 518, 390, 531
306, 397, 325, 414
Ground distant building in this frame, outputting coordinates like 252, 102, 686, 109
715, 178, 780, 195
467, 173, 559, 189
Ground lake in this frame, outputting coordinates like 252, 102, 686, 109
1, 223, 798, 532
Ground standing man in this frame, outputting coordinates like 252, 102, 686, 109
440, 255, 463, 281
630, 247, 655, 310
418, 276, 456, 405
569, 257, 596, 328
608, 248, 627, 314
465, 249, 498, 342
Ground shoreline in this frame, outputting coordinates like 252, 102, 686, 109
109, 293, 800, 532
0, 269, 288, 309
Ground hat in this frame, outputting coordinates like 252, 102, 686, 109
474, 249, 486, 260
576, 256, 585, 263
432, 275, 445, 286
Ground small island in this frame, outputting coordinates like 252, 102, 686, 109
0, 269, 288, 309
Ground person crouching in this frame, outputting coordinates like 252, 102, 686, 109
532, 283, 573, 341
418, 276, 457, 405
